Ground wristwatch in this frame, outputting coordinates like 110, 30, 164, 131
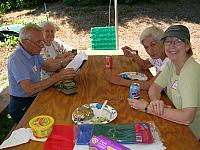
60, 60, 64, 68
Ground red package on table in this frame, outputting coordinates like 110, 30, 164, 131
134, 122, 153, 144
44, 125, 75, 150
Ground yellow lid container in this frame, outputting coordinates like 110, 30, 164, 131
29, 115, 54, 138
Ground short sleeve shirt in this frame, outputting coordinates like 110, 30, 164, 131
149, 57, 169, 74
155, 57, 200, 139
8, 44, 44, 97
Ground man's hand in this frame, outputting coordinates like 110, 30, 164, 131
57, 68, 76, 81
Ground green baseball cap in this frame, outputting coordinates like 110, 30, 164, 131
162, 25, 190, 41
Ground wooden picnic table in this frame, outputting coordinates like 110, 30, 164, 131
8, 55, 200, 150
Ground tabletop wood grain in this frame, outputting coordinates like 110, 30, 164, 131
7, 55, 200, 150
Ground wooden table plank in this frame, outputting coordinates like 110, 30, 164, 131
7, 56, 200, 150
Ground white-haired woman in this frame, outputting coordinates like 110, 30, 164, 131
106, 26, 168, 90
40, 21, 76, 79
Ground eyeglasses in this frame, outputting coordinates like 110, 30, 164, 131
26, 39, 45, 48
164, 39, 184, 46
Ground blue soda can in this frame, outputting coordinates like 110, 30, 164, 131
130, 83, 140, 100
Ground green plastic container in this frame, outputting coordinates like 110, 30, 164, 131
90, 26, 116, 50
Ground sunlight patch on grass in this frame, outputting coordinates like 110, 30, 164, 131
0, 73, 8, 89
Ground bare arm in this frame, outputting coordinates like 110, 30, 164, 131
129, 98, 197, 125
147, 106, 197, 125
55, 51, 75, 59
147, 83, 196, 125
122, 46, 153, 69
148, 83, 162, 100
42, 54, 75, 72
132, 55, 153, 70
105, 76, 152, 90
133, 72, 161, 90
105, 71, 160, 90
20, 68, 76, 96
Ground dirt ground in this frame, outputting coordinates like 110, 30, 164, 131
0, 0, 200, 88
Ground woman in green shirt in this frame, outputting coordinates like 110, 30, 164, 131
128, 25, 200, 140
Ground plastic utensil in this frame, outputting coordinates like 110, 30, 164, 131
96, 100, 108, 117
100, 100, 108, 112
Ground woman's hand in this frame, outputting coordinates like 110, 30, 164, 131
127, 98, 149, 112
56, 51, 76, 59
148, 100, 165, 116
65, 54, 75, 64
121, 46, 134, 57
122, 46, 138, 57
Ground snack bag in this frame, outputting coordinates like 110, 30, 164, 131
89, 135, 130, 150
134, 123, 153, 144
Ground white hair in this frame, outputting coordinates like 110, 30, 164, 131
19, 24, 42, 43
40, 21, 58, 31
140, 26, 164, 44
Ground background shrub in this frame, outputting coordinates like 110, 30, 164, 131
0, 0, 169, 15
0, 0, 43, 14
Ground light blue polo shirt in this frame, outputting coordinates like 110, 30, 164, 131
8, 44, 44, 97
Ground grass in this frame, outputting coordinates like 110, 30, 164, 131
0, 108, 15, 144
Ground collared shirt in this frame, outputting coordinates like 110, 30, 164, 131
8, 44, 44, 97
149, 57, 169, 74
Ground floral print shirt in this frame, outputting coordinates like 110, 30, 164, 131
40, 39, 73, 79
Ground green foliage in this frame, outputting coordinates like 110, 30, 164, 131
62, 0, 161, 6
63, 0, 110, 6
0, 0, 43, 14
0, 36, 19, 47
0, 1, 12, 14
18, 0, 43, 8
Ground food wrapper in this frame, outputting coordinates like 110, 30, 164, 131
92, 124, 135, 144
89, 135, 130, 150
134, 122, 153, 144
75, 124, 93, 145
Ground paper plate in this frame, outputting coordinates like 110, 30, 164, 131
119, 72, 148, 81
29, 128, 47, 142
72, 103, 117, 125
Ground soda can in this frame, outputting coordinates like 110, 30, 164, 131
130, 83, 140, 100
105, 55, 112, 69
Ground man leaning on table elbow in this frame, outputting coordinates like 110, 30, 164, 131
7, 24, 76, 123
128, 25, 200, 140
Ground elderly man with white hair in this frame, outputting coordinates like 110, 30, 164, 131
7, 24, 76, 123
